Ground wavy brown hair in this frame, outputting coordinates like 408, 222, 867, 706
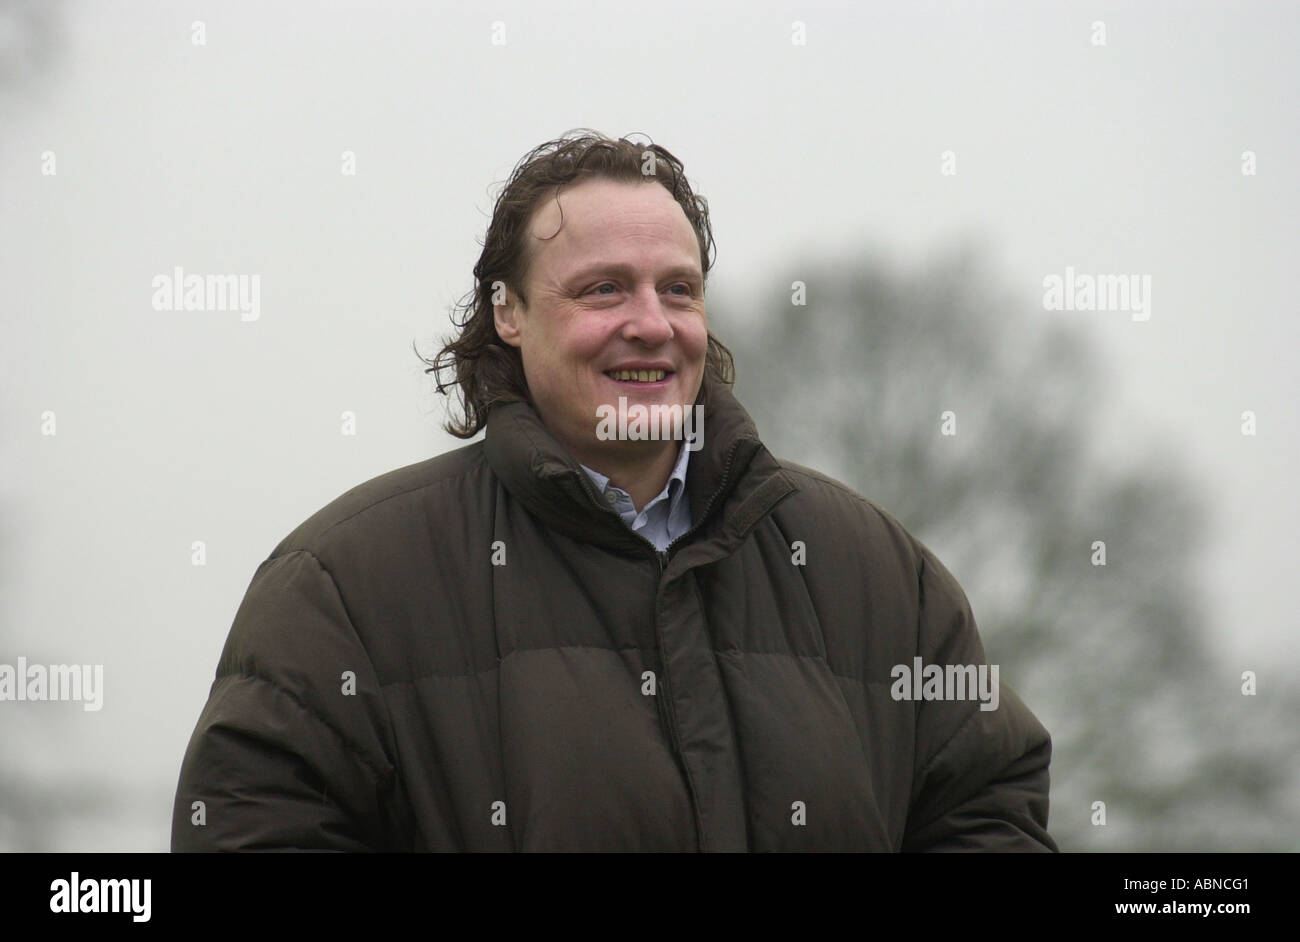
416, 129, 735, 439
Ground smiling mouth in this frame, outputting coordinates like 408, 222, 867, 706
604, 369, 671, 383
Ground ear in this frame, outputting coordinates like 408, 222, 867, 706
493, 284, 523, 349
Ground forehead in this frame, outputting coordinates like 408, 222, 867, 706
525, 177, 701, 276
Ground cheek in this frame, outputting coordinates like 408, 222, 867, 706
566, 322, 617, 369
683, 316, 710, 362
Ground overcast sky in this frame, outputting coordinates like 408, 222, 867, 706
1, 0, 1295, 849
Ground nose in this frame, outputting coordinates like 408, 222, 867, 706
621, 285, 675, 347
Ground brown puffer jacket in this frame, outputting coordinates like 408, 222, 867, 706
171, 379, 1058, 852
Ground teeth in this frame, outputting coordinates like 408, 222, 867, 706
608, 369, 666, 382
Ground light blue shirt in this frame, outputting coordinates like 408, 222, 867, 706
581, 443, 692, 552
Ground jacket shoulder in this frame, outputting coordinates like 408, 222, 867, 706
774, 458, 923, 571
269, 440, 488, 561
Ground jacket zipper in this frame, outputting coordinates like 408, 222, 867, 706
570, 437, 746, 710
571, 440, 749, 849
652, 437, 746, 568
644, 439, 746, 764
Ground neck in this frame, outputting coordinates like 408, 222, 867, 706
580, 441, 680, 513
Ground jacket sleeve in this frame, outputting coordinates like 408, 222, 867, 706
900, 542, 1058, 852
171, 550, 401, 852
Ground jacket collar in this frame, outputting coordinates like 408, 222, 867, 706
483, 376, 799, 562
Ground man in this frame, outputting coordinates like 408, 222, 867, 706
171, 130, 1058, 852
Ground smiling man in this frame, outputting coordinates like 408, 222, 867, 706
493, 175, 708, 527
172, 130, 1059, 852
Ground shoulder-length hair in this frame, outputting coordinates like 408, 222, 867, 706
417, 129, 735, 439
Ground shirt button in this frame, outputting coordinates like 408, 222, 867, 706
605, 490, 619, 504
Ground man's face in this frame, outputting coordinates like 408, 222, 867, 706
494, 177, 708, 468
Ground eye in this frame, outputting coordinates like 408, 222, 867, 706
668, 284, 692, 296
590, 283, 617, 295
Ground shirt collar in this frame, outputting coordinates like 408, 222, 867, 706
580, 441, 691, 513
